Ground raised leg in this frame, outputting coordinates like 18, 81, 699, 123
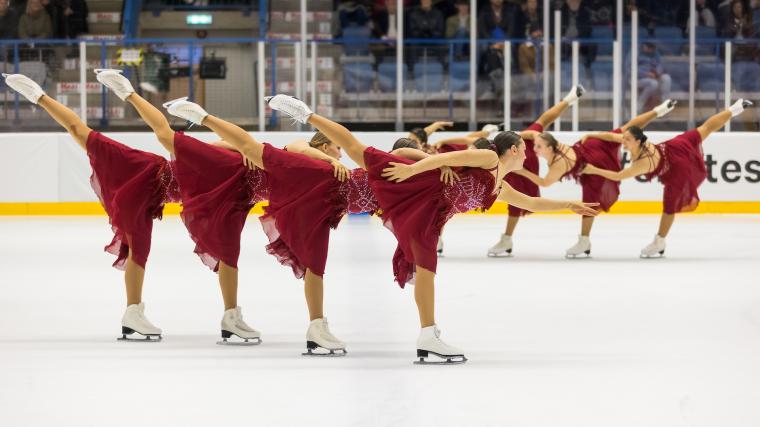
218, 261, 238, 311
697, 110, 732, 141
534, 100, 570, 129
622, 110, 657, 131
201, 115, 265, 169
127, 93, 175, 154
304, 269, 324, 321
308, 114, 368, 169
37, 95, 91, 151
414, 266, 436, 328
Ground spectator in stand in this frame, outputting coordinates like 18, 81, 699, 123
0, 0, 20, 39
336, 0, 371, 37
628, 42, 671, 112
679, 0, 717, 33
478, 0, 519, 95
723, 0, 758, 60
722, 0, 756, 37
372, 0, 398, 39
370, 0, 398, 63
406, 0, 445, 65
445, 0, 470, 58
40, 0, 61, 38
63, 0, 89, 39
18, 0, 53, 39
561, 0, 596, 67
516, 0, 544, 77
587, 0, 613, 25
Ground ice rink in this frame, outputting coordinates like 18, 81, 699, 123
1, 214, 759, 427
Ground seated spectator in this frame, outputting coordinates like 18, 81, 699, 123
587, 0, 613, 25
63, 0, 89, 39
478, 0, 519, 95
336, 0, 370, 37
629, 42, 671, 111
18, 0, 53, 39
446, 0, 469, 58
406, 0, 445, 64
722, 0, 756, 38
517, 0, 545, 77
561, 0, 596, 66
371, 0, 398, 40
0, 0, 19, 39
723, 0, 758, 61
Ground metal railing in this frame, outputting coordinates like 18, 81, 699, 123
1, 32, 758, 132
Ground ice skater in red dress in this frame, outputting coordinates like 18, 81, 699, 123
513, 99, 676, 257
265, 94, 598, 364
3, 73, 175, 341
96, 69, 277, 345
582, 99, 753, 257
161, 97, 360, 356
487, 85, 586, 257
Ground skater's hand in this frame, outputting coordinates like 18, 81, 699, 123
568, 202, 599, 216
330, 159, 350, 182
242, 155, 256, 170
581, 164, 596, 174
382, 162, 416, 182
440, 166, 460, 185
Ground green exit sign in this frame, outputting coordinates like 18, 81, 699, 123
186, 14, 212, 25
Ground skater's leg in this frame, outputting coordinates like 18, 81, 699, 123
622, 109, 658, 131
657, 213, 676, 238
414, 266, 436, 328
37, 95, 91, 151
124, 248, 145, 306
308, 114, 367, 169
201, 115, 265, 169
697, 110, 732, 140
581, 216, 594, 236
218, 261, 238, 311
304, 269, 324, 321
534, 100, 570, 128
505, 215, 519, 236
127, 93, 175, 155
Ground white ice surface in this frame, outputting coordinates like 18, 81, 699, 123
1, 214, 760, 427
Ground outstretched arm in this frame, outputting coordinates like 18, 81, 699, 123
581, 132, 623, 144
513, 162, 565, 187
520, 130, 541, 141
497, 183, 599, 216
424, 120, 454, 136
432, 136, 479, 151
284, 140, 350, 181
382, 149, 498, 182
391, 147, 429, 161
583, 158, 650, 181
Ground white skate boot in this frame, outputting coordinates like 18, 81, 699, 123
487, 233, 513, 257
654, 99, 677, 117
729, 99, 753, 117
563, 84, 586, 105
163, 97, 208, 125
94, 69, 134, 101
437, 236, 444, 256
565, 235, 591, 258
118, 302, 162, 342
266, 94, 314, 124
414, 325, 467, 365
640, 234, 666, 258
303, 318, 346, 356
217, 306, 262, 346
2, 73, 45, 104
